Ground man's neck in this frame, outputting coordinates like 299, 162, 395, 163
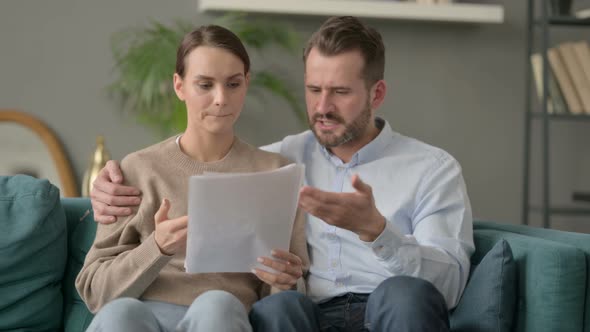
328, 124, 381, 163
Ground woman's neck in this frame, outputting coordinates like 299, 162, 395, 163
179, 130, 235, 163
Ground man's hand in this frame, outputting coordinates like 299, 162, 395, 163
90, 160, 142, 224
298, 174, 386, 242
154, 199, 188, 256
253, 249, 303, 290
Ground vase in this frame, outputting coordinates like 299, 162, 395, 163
81, 136, 110, 197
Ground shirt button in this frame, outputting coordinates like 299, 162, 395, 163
336, 281, 344, 288
330, 260, 338, 268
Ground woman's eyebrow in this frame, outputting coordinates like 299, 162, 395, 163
193, 73, 244, 80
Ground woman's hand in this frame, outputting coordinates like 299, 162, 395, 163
252, 249, 303, 290
154, 199, 188, 256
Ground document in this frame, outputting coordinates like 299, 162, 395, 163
185, 164, 305, 273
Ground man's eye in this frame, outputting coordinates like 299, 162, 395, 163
227, 82, 241, 88
335, 90, 349, 95
308, 87, 320, 93
198, 83, 213, 89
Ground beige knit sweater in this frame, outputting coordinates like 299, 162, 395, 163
76, 136, 309, 313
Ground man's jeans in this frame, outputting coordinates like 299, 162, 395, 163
250, 276, 450, 332
318, 293, 369, 331
86, 290, 252, 332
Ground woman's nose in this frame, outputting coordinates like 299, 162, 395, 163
214, 87, 228, 106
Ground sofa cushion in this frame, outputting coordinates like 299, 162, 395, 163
470, 229, 586, 332
0, 175, 67, 331
451, 239, 516, 332
475, 220, 590, 332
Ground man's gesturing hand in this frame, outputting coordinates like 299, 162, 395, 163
90, 160, 142, 224
154, 199, 188, 256
253, 249, 303, 290
298, 174, 386, 242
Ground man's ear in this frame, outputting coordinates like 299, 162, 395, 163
173, 73, 185, 101
369, 80, 387, 110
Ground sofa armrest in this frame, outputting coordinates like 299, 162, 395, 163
61, 198, 96, 332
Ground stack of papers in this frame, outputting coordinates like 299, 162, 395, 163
185, 164, 305, 273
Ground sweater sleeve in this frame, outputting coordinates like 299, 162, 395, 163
75, 154, 174, 313
75, 207, 173, 313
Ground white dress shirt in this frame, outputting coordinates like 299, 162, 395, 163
261, 118, 474, 309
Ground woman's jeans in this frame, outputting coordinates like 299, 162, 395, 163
86, 290, 252, 332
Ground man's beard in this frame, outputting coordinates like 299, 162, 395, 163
308, 102, 372, 148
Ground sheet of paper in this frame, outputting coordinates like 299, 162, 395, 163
185, 164, 305, 273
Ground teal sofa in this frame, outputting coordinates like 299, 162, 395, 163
471, 222, 590, 331
1, 176, 590, 331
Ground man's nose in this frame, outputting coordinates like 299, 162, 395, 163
315, 92, 332, 114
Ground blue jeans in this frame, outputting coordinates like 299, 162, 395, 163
318, 293, 369, 332
249, 276, 450, 332
87, 290, 252, 332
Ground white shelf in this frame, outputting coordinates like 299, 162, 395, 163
198, 0, 504, 24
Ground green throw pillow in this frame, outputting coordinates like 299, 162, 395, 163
450, 239, 516, 332
0, 175, 67, 331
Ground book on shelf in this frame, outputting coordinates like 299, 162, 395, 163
572, 191, 590, 203
574, 8, 590, 19
572, 41, 590, 115
558, 42, 590, 114
530, 53, 569, 113
548, 47, 584, 114
550, 0, 573, 16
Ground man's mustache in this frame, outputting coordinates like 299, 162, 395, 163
311, 113, 345, 124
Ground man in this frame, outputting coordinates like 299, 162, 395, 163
90, 16, 474, 332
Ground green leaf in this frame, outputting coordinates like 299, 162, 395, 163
251, 71, 306, 124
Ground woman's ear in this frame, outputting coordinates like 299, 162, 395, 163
245, 72, 251, 88
173, 73, 185, 101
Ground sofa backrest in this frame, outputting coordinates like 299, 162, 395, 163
0, 176, 67, 332
61, 198, 96, 332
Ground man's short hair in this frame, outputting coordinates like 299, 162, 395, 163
303, 16, 385, 87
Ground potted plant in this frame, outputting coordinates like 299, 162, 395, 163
109, 13, 305, 138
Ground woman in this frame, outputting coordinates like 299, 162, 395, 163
76, 25, 308, 332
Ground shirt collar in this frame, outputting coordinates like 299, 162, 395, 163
319, 117, 393, 167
